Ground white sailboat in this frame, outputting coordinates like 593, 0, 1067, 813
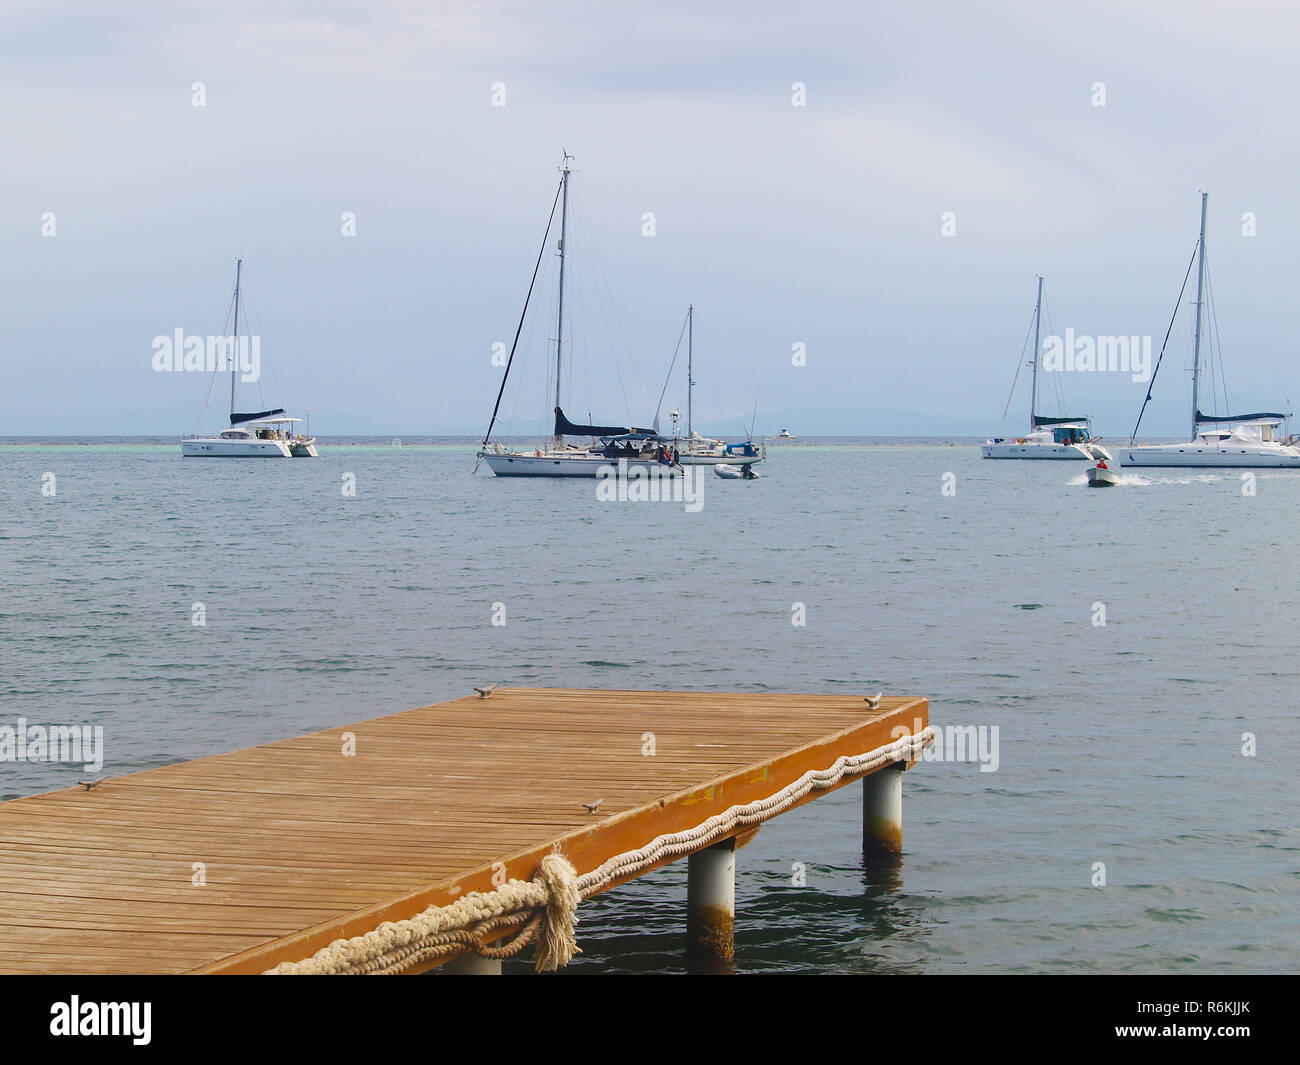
181, 260, 317, 458
667, 305, 764, 468
478, 156, 685, 478
982, 277, 1112, 461
1120, 193, 1300, 468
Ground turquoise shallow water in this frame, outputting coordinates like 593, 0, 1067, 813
0, 442, 1296, 973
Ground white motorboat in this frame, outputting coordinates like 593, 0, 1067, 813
1086, 459, 1119, 487
776, 429, 796, 439
181, 260, 317, 459
982, 276, 1112, 461
1122, 193, 1300, 468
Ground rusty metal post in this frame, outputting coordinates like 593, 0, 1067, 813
687, 836, 736, 968
863, 762, 903, 858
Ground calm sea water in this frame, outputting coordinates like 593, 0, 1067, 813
1, 442, 1296, 974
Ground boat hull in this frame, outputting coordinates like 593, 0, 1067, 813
1086, 466, 1119, 487
676, 451, 761, 466
289, 439, 318, 457
1120, 444, 1300, 468
182, 438, 291, 457
982, 442, 1111, 461
482, 453, 685, 477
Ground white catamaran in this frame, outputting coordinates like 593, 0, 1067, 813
1120, 193, 1300, 468
182, 260, 317, 459
478, 157, 700, 478
982, 276, 1112, 461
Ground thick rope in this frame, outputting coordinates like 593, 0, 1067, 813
266, 727, 934, 975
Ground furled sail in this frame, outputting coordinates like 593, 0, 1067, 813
1194, 409, 1286, 425
1032, 415, 1089, 427
231, 408, 286, 425
554, 406, 654, 438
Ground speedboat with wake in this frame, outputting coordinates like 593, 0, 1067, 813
1086, 458, 1119, 487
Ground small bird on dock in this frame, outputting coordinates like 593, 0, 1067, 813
864, 693, 883, 709
77, 780, 101, 791
474, 683, 502, 699
582, 799, 604, 814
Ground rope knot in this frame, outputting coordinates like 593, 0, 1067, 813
532, 854, 581, 972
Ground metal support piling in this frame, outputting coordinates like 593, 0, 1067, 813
863, 762, 904, 859
686, 836, 736, 968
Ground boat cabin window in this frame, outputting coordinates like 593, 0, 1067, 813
1052, 426, 1089, 445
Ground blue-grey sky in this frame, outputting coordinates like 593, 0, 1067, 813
3, 0, 1298, 436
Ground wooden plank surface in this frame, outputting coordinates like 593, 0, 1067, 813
0, 688, 928, 974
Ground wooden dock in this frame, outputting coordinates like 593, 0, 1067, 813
0, 688, 930, 974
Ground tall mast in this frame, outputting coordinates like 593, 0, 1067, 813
1189, 191, 1208, 440
553, 154, 572, 447
687, 304, 694, 440
1029, 274, 1043, 428
230, 258, 242, 421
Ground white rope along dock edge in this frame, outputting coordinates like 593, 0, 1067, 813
265, 727, 936, 975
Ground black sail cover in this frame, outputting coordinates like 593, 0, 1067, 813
554, 406, 654, 438
1195, 409, 1286, 424
231, 408, 286, 425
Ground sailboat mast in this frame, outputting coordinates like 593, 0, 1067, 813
687, 304, 693, 440
1030, 275, 1043, 428
230, 258, 242, 422
553, 157, 571, 447
1190, 191, 1209, 440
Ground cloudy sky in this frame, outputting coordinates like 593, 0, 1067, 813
3, 0, 1298, 436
